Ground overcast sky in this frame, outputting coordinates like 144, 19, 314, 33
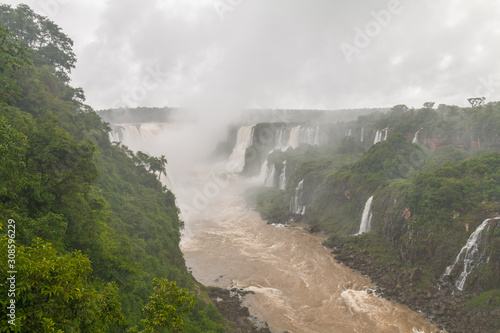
3, 0, 500, 111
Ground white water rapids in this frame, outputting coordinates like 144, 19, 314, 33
109, 123, 440, 333
181, 174, 440, 333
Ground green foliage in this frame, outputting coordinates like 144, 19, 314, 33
142, 279, 195, 333
467, 289, 500, 310
0, 238, 125, 332
253, 101, 500, 294
0, 118, 27, 198
0, 27, 31, 105
254, 188, 290, 223
0, 4, 76, 81
0, 5, 225, 332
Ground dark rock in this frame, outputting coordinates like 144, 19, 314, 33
209, 287, 271, 333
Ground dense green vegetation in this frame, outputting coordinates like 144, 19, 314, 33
0, 4, 224, 332
253, 102, 500, 294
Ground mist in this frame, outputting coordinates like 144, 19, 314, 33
5, 0, 499, 218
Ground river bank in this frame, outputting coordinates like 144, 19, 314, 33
329, 241, 500, 333
209, 287, 272, 333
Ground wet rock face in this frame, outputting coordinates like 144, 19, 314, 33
332, 246, 500, 333
209, 287, 272, 333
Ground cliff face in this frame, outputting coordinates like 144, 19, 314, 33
240, 103, 500, 332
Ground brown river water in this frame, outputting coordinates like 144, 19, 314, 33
179, 174, 442, 333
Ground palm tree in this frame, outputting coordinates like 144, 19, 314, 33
159, 155, 168, 179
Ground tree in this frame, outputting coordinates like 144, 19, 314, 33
423, 102, 435, 109
0, 118, 27, 199
142, 278, 195, 333
0, 4, 76, 82
0, 238, 125, 332
391, 104, 409, 113
0, 27, 31, 105
159, 155, 168, 179
467, 97, 485, 107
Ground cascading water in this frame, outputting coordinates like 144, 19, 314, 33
226, 125, 255, 173
290, 179, 305, 214
412, 130, 420, 144
313, 126, 320, 145
182, 177, 439, 333
264, 163, 276, 188
260, 125, 320, 187
288, 126, 301, 148
373, 128, 388, 144
275, 128, 289, 149
108, 123, 176, 190
282, 125, 319, 149
278, 162, 286, 190
442, 217, 500, 291
360, 127, 364, 142
356, 196, 374, 235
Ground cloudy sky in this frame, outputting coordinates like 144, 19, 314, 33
3, 0, 500, 111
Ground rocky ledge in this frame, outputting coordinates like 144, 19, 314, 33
209, 287, 272, 333
331, 246, 500, 333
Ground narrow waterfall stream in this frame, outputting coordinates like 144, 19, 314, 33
180, 175, 440, 333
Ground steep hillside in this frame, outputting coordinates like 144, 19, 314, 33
0, 5, 225, 332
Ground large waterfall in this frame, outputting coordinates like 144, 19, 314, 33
260, 125, 320, 188
290, 179, 305, 215
442, 217, 500, 291
356, 196, 374, 235
226, 126, 255, 173
108, 123, 176, 190
274, 125, 320, 150
110, 124, 171, 151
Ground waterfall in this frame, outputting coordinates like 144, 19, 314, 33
278, 162, 287, 190
288, 126, 301, 148
373, 128, 388, 144
356, 196, 374, 235
290, 179, 305, 214
264, 163, 276, 187
360, 127, 364, 142
107, 123, 175, 190
226, 125, 255, 173
275, 128, 288, 149
347, 129, 352, 136
412, 130, 420, 144
260, 125, 320, 187
109, 124, 143, 150
284, 125, 319, 149
109, 128, 122, 142
314, 126, 320, 145
303, 126, 317, 145
442, 217, 500, 291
